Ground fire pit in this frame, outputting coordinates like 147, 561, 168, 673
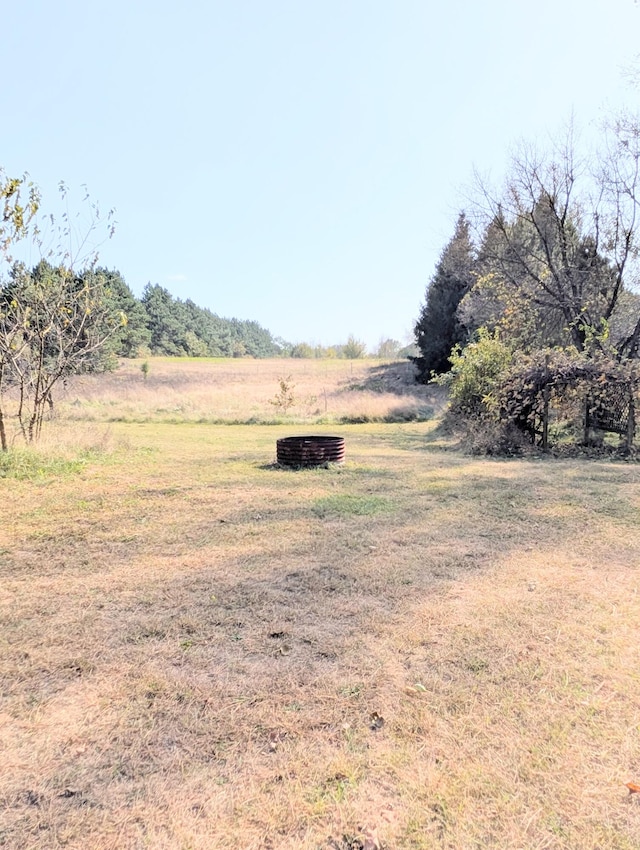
276, 435, 345, 467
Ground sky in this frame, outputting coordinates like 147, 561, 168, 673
3, 0, 640, 350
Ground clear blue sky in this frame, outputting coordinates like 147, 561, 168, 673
3, 0, 639, 350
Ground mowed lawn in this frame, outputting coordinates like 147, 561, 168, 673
1, 359, 640, 849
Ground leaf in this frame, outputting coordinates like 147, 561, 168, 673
626, 782, 640, 794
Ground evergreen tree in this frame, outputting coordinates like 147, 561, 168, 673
97, 268, 151, 357
139, 283, 282, 358
414, 212, 475, 381
140, 284, 188, 355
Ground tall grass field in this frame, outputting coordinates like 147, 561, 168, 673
1, 358, 639, 849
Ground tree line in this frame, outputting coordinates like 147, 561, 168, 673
2, 261, 405, 364
413, 116, 640, 451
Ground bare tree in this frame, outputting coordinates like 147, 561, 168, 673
604, 112, 640, 358
470, 120, 640, 356
0, 175, 119, 450
0, 263, 124, 449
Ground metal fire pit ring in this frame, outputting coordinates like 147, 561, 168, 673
276, 435, 345, 467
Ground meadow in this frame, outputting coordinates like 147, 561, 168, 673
1, 358, 639, 849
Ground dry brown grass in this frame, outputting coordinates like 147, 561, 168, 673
52, 357, 441, 427
1, 358, 640, 849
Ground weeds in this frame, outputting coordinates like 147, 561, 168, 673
0, 448, 88, 479
269, 375, 297, 414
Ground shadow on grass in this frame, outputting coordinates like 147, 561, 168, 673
346, 361, 422, 396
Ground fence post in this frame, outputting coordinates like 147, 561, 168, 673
541, 354, 550, 452
584, 395, 590, 445
627, 387, 635, 451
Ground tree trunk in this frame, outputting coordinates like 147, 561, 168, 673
0, 406, 7, 452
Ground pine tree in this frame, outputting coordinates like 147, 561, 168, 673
414, 212, 475, 381
98, 268, 152, 357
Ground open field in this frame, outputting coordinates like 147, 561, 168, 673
1, 358, 640, 849
56, 358, 442, 427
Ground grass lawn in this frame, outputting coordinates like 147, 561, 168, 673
1, 359, 639, 849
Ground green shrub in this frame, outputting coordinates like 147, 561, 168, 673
437, 329, 513, 419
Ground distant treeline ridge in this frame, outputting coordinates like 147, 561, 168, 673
86, 269, 412, 359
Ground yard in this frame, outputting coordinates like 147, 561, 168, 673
1, 359, 639, 849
